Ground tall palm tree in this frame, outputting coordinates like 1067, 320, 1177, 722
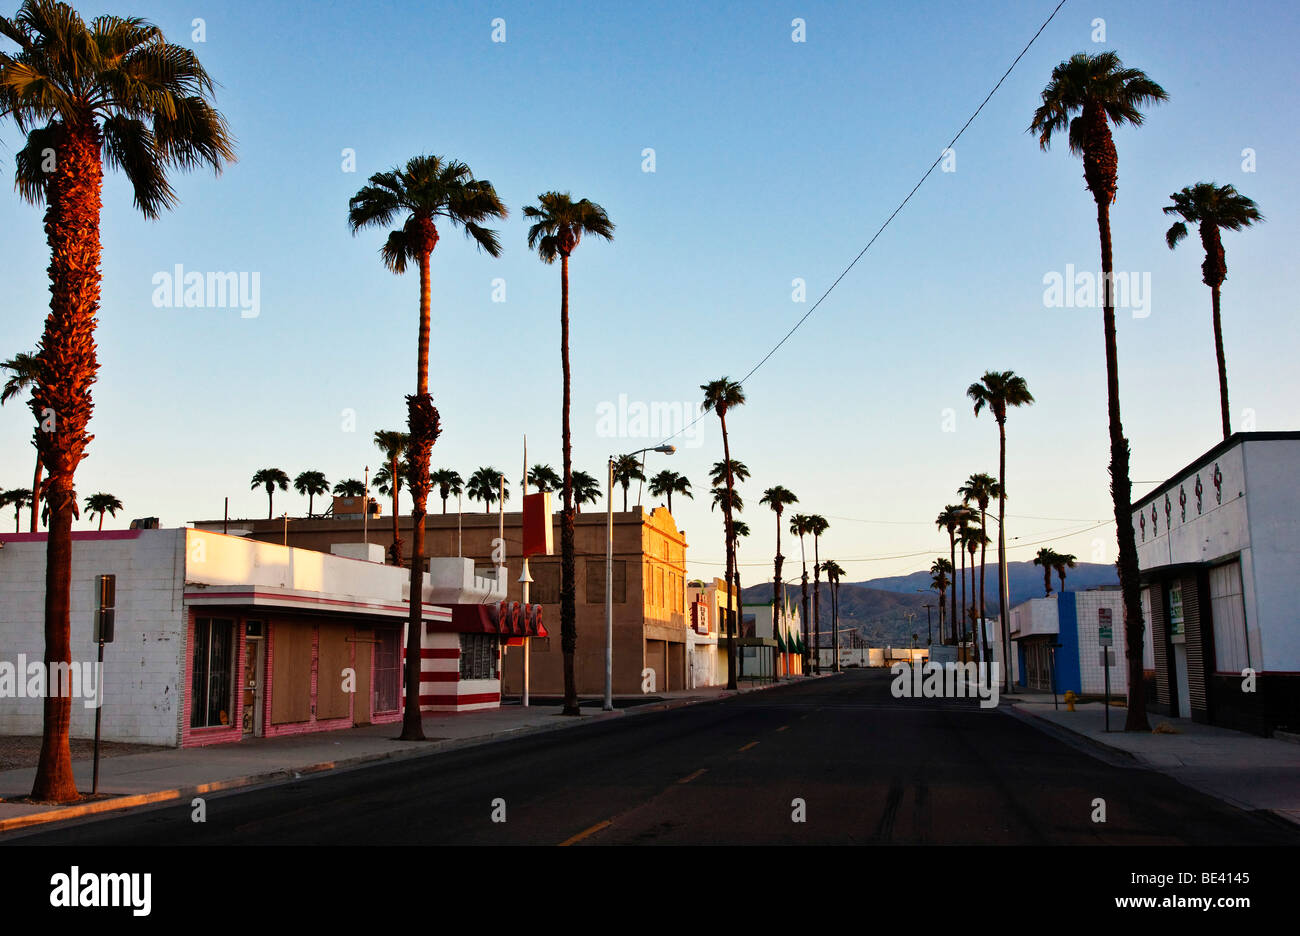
701, 377, 745, 691
293, 470, 330, 518
963, 525, 989, 664
250, 469, 290, 520
820, 559, 845, 672
1053, 552, 1077, 595
2, 1, 235, 802
524, 191, 614, 717
2, 488, 33, 532
935, 506, 963, 645
1031, 50, 1166, 730
611, 454, 645, 511
968, 370, 1035, 685
1163, 182, 1264, 440
760, 485, 798, 665
807, 515, 829, 673
467, 466, 507, 513
1, 350, 41, 531
648, 470, 693, 513
430, 468, 463, 514
930, 557, 952, 644
83, 492, 121, 530
954, 508, 975, 651
526, 464, 561, 494
349, 153, 506, 740
373, 429, 410, 566
708, 459, 750, 489
1033, 547, 1059, 597
790, 513, 813, 674
958, 472, 1001, 666
334, 478, 365, 497
571, 470, 601, 513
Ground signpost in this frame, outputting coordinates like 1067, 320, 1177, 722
1099, 608, 1114, 732
1047, 641, 1062, 711
92, 574, 116, 795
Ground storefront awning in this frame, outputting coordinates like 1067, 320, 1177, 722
436, 601, 547, 638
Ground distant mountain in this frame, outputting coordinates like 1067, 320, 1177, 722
739, 560, 1119, 648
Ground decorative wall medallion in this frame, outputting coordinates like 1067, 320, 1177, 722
1139, 512, 1146, 541
1194, 474, 1203, 514
1213, 463, 1223, 504
1179, 485, 1187, 522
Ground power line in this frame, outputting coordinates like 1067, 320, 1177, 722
659, 0, 1070, 447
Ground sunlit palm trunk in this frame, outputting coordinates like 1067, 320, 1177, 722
30, 456, 42, 532
1096, 198, 1149, 731
31, 122, 103, 803
559, 254, 579, 715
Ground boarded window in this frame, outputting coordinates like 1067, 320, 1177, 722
585, 559, 626, 604
1210, 561, 1249, 672
271, 622, 313, 725
316, 623, 351, 720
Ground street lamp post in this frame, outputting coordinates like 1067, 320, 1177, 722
606, 444, 675, 711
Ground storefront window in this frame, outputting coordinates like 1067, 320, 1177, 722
191, 617, 234, 728
459, 634, 497, 680
1168, 584, 1185, 637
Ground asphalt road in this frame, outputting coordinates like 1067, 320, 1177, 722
10, 669, 1298, 845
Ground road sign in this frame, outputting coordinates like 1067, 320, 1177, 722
1099, 647, 1115, 667
1098, 607, 1113, 647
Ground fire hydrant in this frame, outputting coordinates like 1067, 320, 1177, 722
1064, 690, 1078, 712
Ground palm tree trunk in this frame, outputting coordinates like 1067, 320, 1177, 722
400, 242, 435, 743
979, 507, 990, 670
949, 532, 957, 645
389, 451, 402, 567
30, 455, 42, 533
667, 491, 673, 513
1095, 200, 1149, 732
559, 254, 579, 716
1211, 284, 1230, 439
959, 537, 967, 652
772, 512, 782, 667
31, 120, 104, 803
998, 420, 1011, 691
98, 512, 104, 531
721, 413, 737, 691
812, 536, 821, 674
267, 487, 273, 520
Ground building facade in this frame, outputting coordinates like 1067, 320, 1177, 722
1009, 589, 1152, 696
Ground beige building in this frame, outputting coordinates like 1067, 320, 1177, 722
196, 505, 690, 697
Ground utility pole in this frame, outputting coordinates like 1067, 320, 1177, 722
922, 603, 934, 646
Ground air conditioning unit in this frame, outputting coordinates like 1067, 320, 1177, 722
129, 517, 160, 530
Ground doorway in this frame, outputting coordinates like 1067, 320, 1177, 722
242, 624, 265, 737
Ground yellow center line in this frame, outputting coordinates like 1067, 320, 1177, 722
738, 741, 760, 752
558, 819, 612, 847
677, 768, 709, 784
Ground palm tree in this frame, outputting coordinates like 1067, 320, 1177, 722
611, 454, 645, 511
968, 370, 1035, 685
2, 2, 235, 802
958, 472, 1001, 666
373, 430, 410, 566
430, 469, 463, 514
701, 377, 745, 691
334, 478, 365, 497
709, 459, 750, 489
571, 470, 601, 513
963, 525, 989, 663
524, 191, 614, 716
820, 559, 845, 672
467, 467, 507, 513
790, 513, 813, 673
935, 505, 963, 645
250, 469, 290, 520
2, 488, 33, 532
760, 486, 798, 665
954, 508, 976, 651
710, 486, 743, 515
526, 464, 562, 494
1053, 552, 1077, 594
1, 350, 41, 531
1031, 50, 1166, 729
648, 470, 693, 513
293, 470, 330, 518
807, 515, 829, 673
1033, 547, 1059, 597
349, 153, 506, 740
83, 492, 121, 530
930, 557, 952, 644
1163, 182, 1264, 440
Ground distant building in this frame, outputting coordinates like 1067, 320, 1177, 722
1132, 431, 1300, 735
687, 577, 738, 687
1009, 589, 1152, 696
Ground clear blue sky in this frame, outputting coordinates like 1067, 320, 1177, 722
3, 0, 1298, 584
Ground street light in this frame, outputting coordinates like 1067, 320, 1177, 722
606, 444, 675, 711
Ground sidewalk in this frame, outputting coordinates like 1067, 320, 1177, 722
1011, 698, 1300, 826
0, 677, 801, 835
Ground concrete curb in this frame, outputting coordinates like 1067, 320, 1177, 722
0, 677, 815, 836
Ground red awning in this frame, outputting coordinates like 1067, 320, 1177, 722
437, 602, 547, 638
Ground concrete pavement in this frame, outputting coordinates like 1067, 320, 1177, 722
1011, 698, 1300, 826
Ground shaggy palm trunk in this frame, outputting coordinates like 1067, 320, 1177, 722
400, 228, 438, 742
720, 413, 737, 691
1201, 224, 1231, 440
559, 254, 580, 715
1083, 109, 1148, 730
31, 121, 103, 803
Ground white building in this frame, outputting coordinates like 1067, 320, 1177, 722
1008, 589, 1152, 695
1132, 431, 1300, 735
